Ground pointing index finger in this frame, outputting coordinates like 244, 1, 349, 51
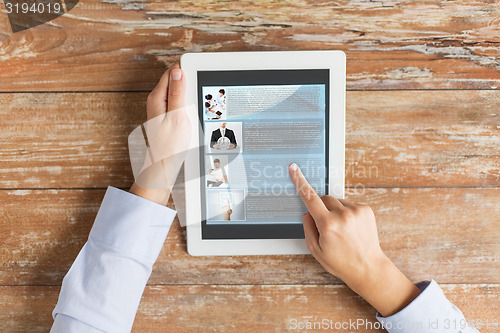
289, 163, 328, 222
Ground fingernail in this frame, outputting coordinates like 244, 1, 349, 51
289, 163, 298, 172
171, 69, 182, 81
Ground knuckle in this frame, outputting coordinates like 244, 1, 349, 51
302, 186, 317, 201
357, 204, 373, 215
352, 205, 363, 214
168, 87, 184, 97
339, 209, 355, 222
363, 204, 374, 213
323, 219, 338, 234
320, 195, 329, 204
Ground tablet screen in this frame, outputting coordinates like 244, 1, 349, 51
198, 69, 329, 239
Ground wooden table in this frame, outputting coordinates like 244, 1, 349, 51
1, 1, 499, 332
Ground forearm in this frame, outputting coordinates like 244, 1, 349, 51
51, 186, 177, 332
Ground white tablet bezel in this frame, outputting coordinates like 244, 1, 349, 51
181, 50, 345, 256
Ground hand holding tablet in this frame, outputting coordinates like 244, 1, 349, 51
129, 64, 189, 205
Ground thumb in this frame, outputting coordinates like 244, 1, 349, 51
167, 64, 186, 112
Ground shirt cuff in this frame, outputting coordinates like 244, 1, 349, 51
376, 279, 478, 333
89, 186, 177, 264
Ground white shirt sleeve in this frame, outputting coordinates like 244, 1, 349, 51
51, 186, 177, 333
377, 279, 480, 333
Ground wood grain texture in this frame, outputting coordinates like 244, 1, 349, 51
1, 1, 498, 331
0, 90, 498, 188
0, 284, 498, 332
0, 0, 499, 91
1, 187, 498, 286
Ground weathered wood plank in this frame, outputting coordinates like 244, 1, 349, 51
0, 90, 498, 188
345, 90, 500, 187
0, 0, 498, 91
0, 284, 498, 332
0, 92, 143, 188
1, 188, 498, 286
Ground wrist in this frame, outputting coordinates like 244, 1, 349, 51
129, 182, 170, 206
340, 251, 389, 295
346, 253, 421, 317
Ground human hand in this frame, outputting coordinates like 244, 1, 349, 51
223, 200, 232, 221
129, 63, 189, 205
288, 163, 420, 317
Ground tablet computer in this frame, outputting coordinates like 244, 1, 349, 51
181, 51, 345, 256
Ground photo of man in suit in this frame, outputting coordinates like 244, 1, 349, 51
210, 122, 237, 150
